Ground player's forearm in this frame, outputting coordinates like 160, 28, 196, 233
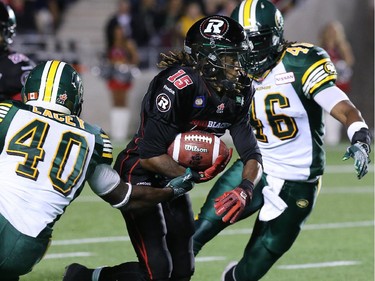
100, 181, 174, 212
330, 100, 366, 128
140, 154, 186, 178
242, 159, 262, 186
122, 185, 174, 211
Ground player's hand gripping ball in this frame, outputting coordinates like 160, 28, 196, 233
168, 130, 229, 171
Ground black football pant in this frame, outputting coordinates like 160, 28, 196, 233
122, 194, 195, 281
114, 148, 195, 281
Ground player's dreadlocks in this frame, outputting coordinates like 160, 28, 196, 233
157, 51, 195, 69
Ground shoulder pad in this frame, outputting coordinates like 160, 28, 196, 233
284, 43, 337, 95
84, 122, 113, 164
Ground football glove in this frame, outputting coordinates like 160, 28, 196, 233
191, 148, 233, 183
166, 168, 195, 199
214, 179, 254, 224
342, 142, 371, 179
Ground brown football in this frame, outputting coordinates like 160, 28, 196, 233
167, 130, 229, 171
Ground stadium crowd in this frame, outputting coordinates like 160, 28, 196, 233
7, 0, 302, 64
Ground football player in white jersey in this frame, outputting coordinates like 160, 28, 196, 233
193, 1, 372, 280
0, 60, 195, 281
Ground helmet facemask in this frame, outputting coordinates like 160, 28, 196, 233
196, 46, 249, 94
244, 27, 284, 76
0, 3, 16, 51
231, 0, 285, 77
184, 15, 252, 96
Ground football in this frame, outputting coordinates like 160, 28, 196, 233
167, 131, 229, 171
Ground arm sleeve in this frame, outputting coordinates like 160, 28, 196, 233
87, 164, 121, 196
299, 45, 337, 98
313, 85, 349, 113
230, 116, 262, 165
139, 118, 179, 159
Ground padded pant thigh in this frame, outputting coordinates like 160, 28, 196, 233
195, 159, 263, 223
193, 160, 265, 255
124, 195, 195, 280
0, 214, 50, 279
163, 195, 195, 280
235, 181, 319, 280
261, 180, 318, 254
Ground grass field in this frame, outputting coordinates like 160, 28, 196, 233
22, 144, 374, 281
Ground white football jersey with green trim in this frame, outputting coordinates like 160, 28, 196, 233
250, 43, 337, 181
0, 101, 113, 237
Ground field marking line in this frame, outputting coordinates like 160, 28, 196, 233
44, 252, 93, 259
277, 260, 361, 269
218, 220, 374, 235
76, 185, 374, 202
195, 256, 226, 262
51, 220, 374, 246
53, 236, 131, 245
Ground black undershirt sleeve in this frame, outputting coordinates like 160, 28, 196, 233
230, 117, 262, 165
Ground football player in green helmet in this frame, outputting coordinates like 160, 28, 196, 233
193, 1, 372, 280
231, 0, 286, 77
22, 60, 84, 116
0, 60, 196, 281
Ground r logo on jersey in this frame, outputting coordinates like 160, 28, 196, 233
156, 93, 171, 112
200, 16, 229, 39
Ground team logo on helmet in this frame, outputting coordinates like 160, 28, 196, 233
57, 93, 68, 105
275, 10, 283, 29
200, 16, 229, 39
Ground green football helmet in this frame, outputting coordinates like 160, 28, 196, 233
231, 0, 284, 76
0, 2, 16, 51
22, 60, 84, 116
184, 15, 250, 93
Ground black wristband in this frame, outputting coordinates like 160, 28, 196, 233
351, 128, 372, 148
190, 170, 202, 182
239, 179, 254, 191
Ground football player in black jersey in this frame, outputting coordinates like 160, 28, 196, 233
0, 2, 35, 102
62, 15, 263, 281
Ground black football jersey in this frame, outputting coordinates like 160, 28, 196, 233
0, 50, 35, 101
128, 66, 261, 164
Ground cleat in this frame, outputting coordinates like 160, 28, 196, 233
62, 263, 92, 281
221, 261, 238, 281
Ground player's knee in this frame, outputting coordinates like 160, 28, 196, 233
193, 218, 228, 256
235, 240, 282, 280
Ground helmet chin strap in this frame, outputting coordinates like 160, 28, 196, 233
199, 59, 249, 96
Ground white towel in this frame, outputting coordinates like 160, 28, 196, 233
258, 175, 288, 222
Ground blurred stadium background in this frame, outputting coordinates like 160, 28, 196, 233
11, 0, 374, 144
